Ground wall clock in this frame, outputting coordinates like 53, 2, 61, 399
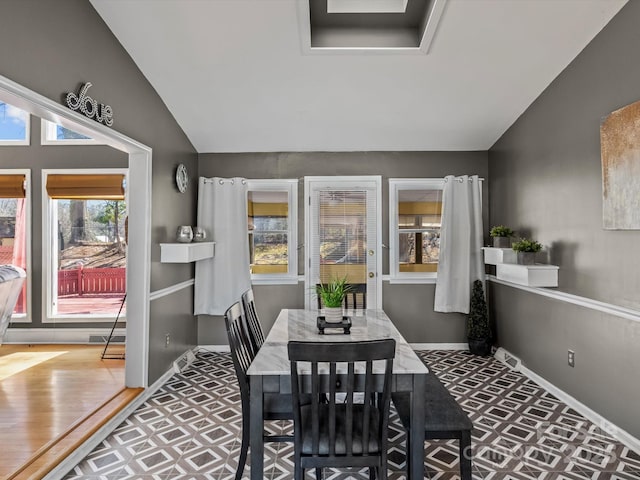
175, 163, 188, 193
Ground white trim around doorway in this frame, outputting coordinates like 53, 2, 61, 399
0, 74, 152, 388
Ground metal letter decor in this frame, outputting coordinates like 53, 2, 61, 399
66, 82, 114, 127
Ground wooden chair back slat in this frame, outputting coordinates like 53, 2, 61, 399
241, 288, 265, 356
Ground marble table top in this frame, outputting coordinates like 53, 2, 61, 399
247, 309, 429, 376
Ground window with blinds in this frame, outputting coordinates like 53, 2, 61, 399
246, 179, 298, 284
317, 190, 367, 283
0, 170, 30, 318
389, 178, 444, 281
42, 170, 128, 320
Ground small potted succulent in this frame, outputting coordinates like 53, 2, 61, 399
316, 276, 352, 323
467, 280, 492, 356
489, 225, 515, 248
511, 238, 542, 265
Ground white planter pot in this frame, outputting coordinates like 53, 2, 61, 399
324, 307, 344, 323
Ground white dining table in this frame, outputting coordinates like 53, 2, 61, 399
247, 308, 429, 479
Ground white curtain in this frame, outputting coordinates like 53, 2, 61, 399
194, 177, 251, 315
434, 175, 484, 314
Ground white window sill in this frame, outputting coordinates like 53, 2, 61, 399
251, 276, 301, 286
385, 275, 437, 284
43, 315, 127, 323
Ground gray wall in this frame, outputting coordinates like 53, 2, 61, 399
0, 0, 199, 383
197, 151, 488, 345
488, 1, 640, 437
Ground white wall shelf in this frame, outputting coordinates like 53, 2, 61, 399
496, 263, 558, 287
160, 242, 215, 263
482, 246, 516, 265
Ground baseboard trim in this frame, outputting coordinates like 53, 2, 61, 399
43, 350, 188, 480
173, 349, 196, 373
409, 343, 469, 350
495, 347, 640, 454
3, 327, 126, 344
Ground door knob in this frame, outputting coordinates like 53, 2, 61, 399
368, 249, 374, 256
368, 272, 375, 278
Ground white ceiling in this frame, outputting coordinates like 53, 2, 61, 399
90, 0, 627, 153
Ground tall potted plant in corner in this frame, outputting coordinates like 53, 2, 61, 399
489, 225, 515, 248
467, 280, 492, 356
316, 276, 352, 323
511, 238, 542, 265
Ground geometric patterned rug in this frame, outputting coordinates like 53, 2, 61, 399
64, 350, 640, 479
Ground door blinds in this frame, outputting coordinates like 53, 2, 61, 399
307, 178, 379, 309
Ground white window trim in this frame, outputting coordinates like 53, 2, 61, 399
389, 178, 445, 284
42, 168, 128, 323
246, 179, 298, 285
40, 119, 103, 145
0, 107, 30, 146
0, 169, 32, 322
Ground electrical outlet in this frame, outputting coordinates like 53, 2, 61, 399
165, 333, 170, 348
568, 350, 575, 367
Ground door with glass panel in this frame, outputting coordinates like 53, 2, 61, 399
304, 176, 381, 310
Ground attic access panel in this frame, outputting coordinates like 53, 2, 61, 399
308, 0, 442, 50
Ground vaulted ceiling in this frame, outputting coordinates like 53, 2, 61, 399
90, 0, 627, 153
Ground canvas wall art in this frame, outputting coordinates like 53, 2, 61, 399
600, 99, 640, 229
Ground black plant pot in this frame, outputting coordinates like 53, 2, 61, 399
468, 337, 492, 356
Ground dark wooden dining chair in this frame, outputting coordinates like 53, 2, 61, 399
315, 283, 367, 310
392, 372, 473, 480
241, 287, 265, 356
224, 302, 294, 480
288, 338, 396, 480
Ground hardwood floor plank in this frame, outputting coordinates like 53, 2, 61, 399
7, 387, 143, 480
0, 344, 127, 479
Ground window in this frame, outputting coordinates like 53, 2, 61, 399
246, 179, 298, 284
0, 170, 31, 321
389, 178, 444, 283
43, 170, 127, 321
0, 102, 29, 145
41, 119, 100, 145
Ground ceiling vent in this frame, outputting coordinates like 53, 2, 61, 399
298, 0, 447, 54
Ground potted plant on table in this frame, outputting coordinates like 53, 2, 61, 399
316, 276, 352, 323
511, 238, 542, 265
489, 225, 515, 248
467, 279, 492, 356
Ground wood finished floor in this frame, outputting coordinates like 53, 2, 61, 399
0, 344, 126, 479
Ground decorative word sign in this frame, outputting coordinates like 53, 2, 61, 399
66, 82, 114, 127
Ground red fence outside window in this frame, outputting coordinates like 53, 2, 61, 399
58, 266, 126, 296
